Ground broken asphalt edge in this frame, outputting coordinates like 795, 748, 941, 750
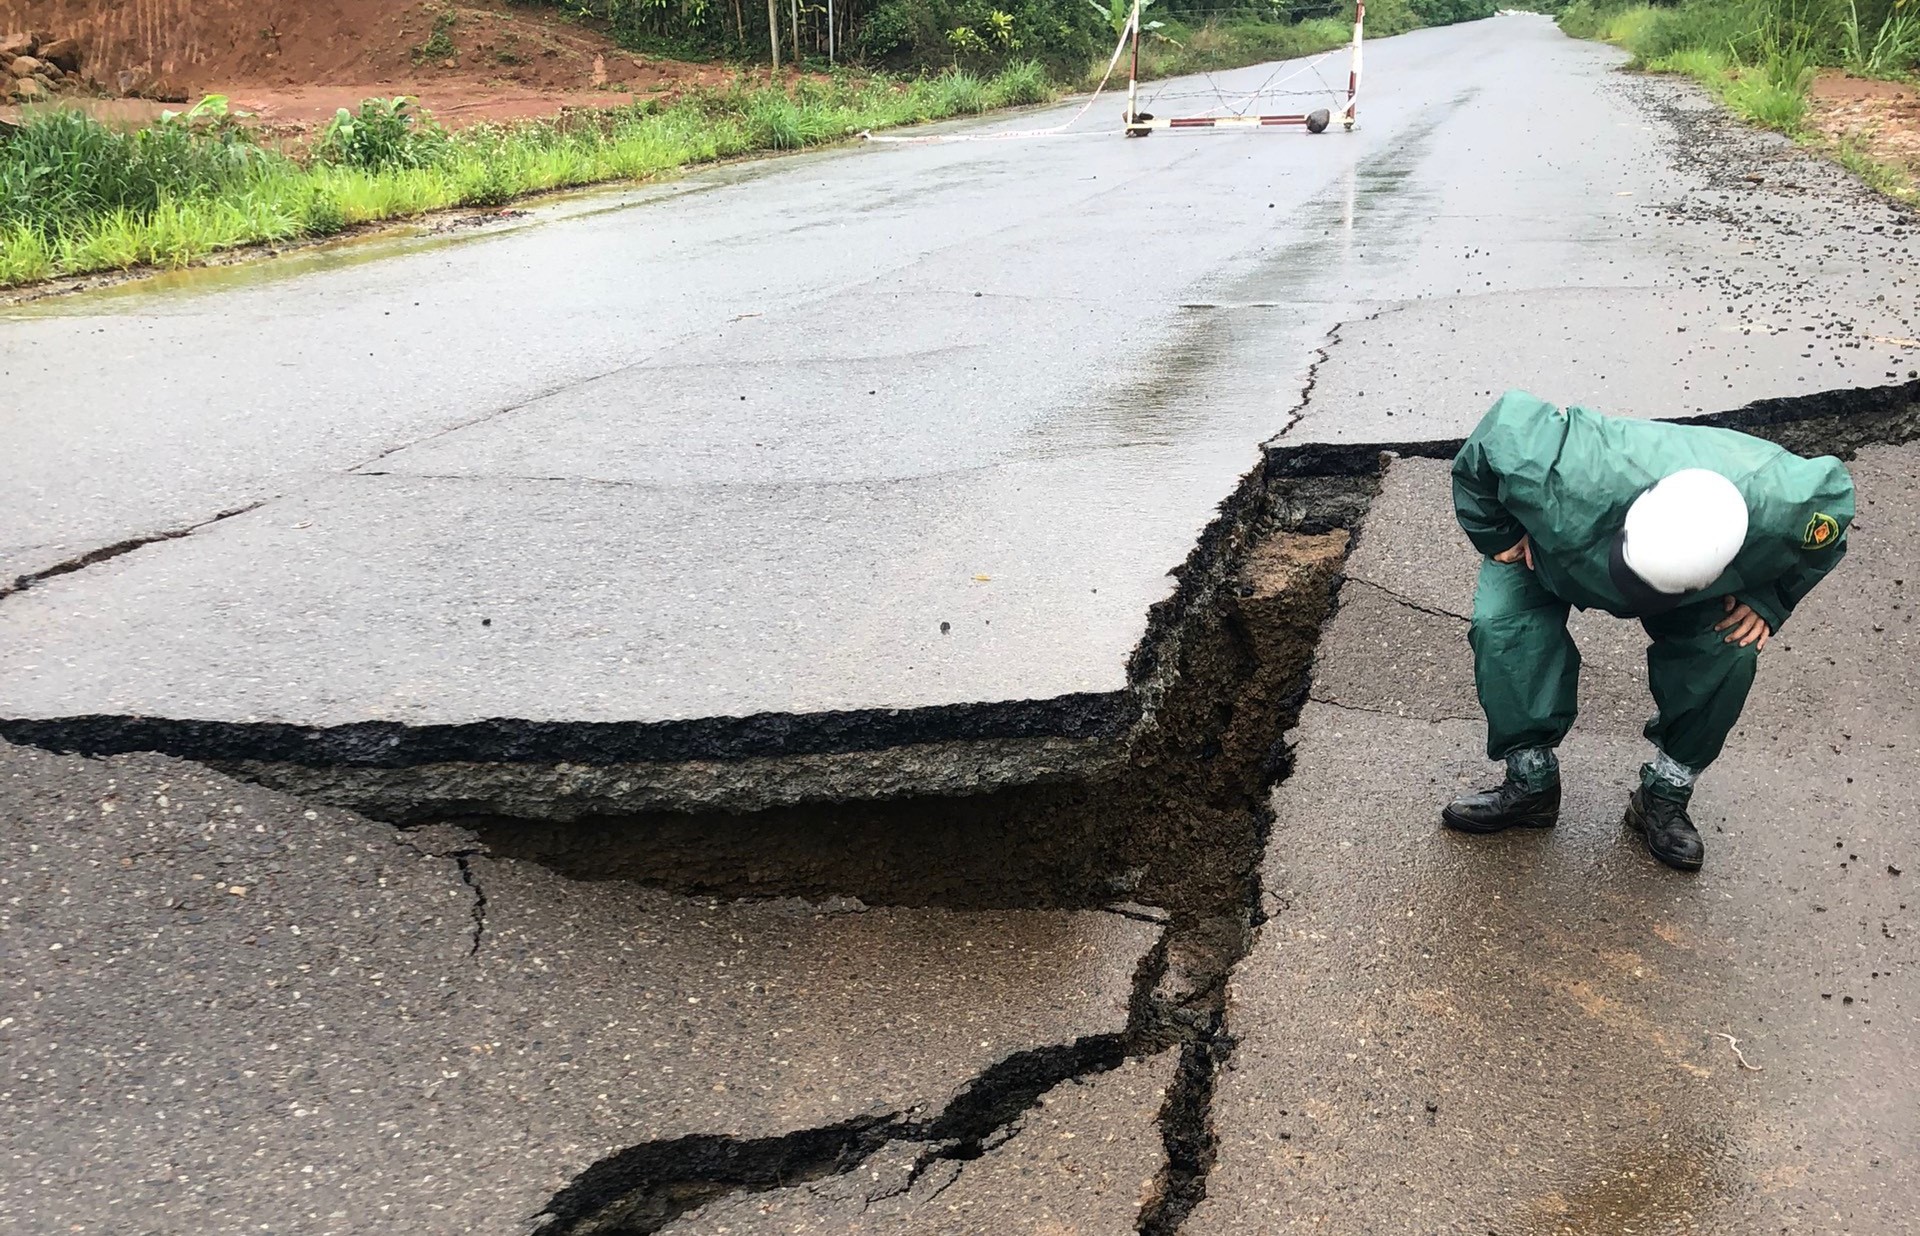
2, 377, 1916, 821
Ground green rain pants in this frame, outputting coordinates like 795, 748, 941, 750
1468, 560, 1759, 773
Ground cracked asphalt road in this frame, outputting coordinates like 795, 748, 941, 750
1194, 452, 1920, 1234
4, 14, 1918, 1236
4, 15, 1914, 796
0, 739, 1160, 1234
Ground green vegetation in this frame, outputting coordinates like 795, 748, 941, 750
0, 0, 1503, 288
1557, 0, 1918, 130
0, 68, 1056, 287
1379, 0, 1504, 32
1131, 15, 1355, 80
414, 9, 461, 63
1832, 129, 1917, 194
1554, 0, 1917, 199
518, 0, 1490, 76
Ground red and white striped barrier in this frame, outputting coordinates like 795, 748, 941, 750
1124, 0, 1364, 137
1128, 111, 1331, 132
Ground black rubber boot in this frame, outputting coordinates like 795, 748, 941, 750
1623, 788, 1705, 872
1441, 779, 1560, 834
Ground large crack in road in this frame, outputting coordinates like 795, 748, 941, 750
509, 439, 1361, 1233
4, 371, 1916, 1235
7, 25, 1920, 1229
3, 381, 1913, 1235
447, 378, 1917, 1233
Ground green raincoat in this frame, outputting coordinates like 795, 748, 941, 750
1451, 391, 1854, 781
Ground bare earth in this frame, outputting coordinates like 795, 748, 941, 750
1808, 70, 1920, 198
0, 0, 731, 132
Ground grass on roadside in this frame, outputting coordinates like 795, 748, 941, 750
1495, 4, 1920, 195
1827, 130, 1920, 200
0, 0, 1500, 290
1561, 0, 1919, 129
1558, 0, 1919, 199
0, 65, 1059, 288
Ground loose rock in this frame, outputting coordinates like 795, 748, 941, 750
38, 37, 80, 73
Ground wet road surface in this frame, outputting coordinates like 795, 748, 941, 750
5, 15, 1914, 775
1192, 453, 1919, 1234
6, 447, 1909, 1234
0, 738, 1159, 1233
4, 18, 1918, 1234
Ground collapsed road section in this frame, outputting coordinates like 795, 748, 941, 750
7, 17, 1920, 831
5, 378, 1916, 836
4, 380, 1918, 1236
494, 378, 1920, 1233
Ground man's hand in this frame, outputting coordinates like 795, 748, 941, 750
1492, 534, 1534, 570
1716, 596, 1771, 649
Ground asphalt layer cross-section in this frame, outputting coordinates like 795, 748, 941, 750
3, 15, 1915, 796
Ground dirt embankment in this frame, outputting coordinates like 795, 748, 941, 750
1808, 71, 1920, 199
0, 0, 726, 129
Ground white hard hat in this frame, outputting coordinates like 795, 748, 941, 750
1619, 468, 1749, 595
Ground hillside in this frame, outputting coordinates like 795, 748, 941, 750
0, 0, 718, 127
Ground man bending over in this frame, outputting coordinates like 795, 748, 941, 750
1443, 391, 1854, 872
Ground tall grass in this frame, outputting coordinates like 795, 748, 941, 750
1561, 0, 1917, 199
1558, 0, 1917, 132
1565, 0, 1920, 81
1843, 0, 1920, 74
0, 65, 1062, 288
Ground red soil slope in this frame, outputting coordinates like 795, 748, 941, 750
0, 0, 724, 127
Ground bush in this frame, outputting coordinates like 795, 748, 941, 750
1722, 54, 1813, 128
1363, 0, 1421, 36
1411, 0, 1497, 25
932, 69, 991, 111
745, 92, 811, 147
984, 57, 1052, 105
301, 188, 348, 236
1133, 16, 1354, 78
314, 98, 449, 171
859, 0, 1109, 77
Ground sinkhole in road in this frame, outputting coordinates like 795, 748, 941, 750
494, 377, 1920, 1235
